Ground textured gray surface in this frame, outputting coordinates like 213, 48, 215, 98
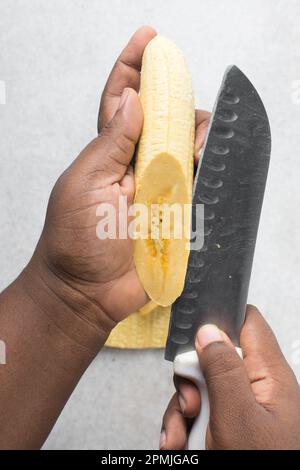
0, 0, 300, 450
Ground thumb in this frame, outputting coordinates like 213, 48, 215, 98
195, 325, 256, 427
78, 87, 143, 186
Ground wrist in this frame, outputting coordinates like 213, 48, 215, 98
19, 252, 116, 355
0, 253, 112, 448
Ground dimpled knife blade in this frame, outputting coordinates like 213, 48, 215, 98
165, 65, 271, 362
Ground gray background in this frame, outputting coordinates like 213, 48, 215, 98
0, 0, 300, 450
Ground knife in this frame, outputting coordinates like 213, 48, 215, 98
165, 65, 271, 450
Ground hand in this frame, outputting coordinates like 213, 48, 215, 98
161, 305, 300, 450
24, 26, 210, 339
29, 27, 157, 331
0, 26, 211, 449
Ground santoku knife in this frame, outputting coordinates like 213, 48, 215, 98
165, 65, 271, 450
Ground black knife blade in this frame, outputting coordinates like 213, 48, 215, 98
165, 65, 271, 361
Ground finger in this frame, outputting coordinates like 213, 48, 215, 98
195, 324, 257, 428
98, 26, 157, 131
174, 330, 234, 419
241, 305, 294, 379
81, 88, 143, 187
160, 394, 187, 450
174, 376, 201, 419
194, 109, 211, 163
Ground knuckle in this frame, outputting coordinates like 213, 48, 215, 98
203, 344, 243, 380
100, 121, 136, 158
113, 132, 135, 157
85, 166, 112, 191
98, 125, 135, 175
99, 120, 113, 137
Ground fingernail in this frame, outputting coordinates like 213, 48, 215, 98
159, 430, 166, 450
178, 394, 186, 414
118, 88, 130, 109
196, 324, 223, 352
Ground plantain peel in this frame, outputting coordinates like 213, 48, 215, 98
105, 305, 171, 349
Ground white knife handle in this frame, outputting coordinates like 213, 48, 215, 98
174, 350, 208, 450
174, 347, 242, 450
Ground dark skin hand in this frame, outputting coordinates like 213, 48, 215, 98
161, 305, 300, 450
0, 26, 210, 449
